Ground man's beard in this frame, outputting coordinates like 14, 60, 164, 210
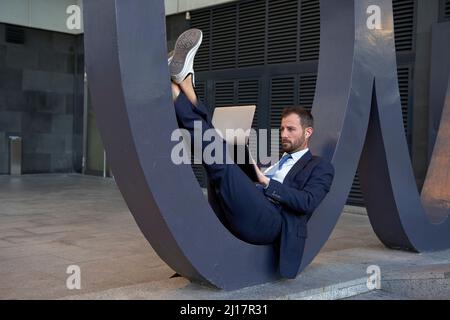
282, 137, 305, 153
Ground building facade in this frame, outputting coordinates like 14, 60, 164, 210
0, 0, 449, 206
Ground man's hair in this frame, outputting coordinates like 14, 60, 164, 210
281, 106, 314, 129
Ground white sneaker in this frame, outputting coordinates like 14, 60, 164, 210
167, 51, 174, 65
169, 29, 203, 85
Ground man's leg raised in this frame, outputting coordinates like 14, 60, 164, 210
171, 81, 282, 245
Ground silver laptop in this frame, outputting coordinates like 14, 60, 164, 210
212, 105, 256, 145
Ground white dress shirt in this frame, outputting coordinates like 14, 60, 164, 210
264, 148, 309, 184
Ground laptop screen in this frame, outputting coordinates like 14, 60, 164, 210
212, 105, 256, 145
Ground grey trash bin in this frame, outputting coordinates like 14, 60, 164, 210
9, 136, 22, 175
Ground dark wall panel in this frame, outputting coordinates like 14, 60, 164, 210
0, 23, 83, 175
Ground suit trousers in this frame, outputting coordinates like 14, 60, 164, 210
174, 92, 282, 245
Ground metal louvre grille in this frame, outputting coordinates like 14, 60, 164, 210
447, 0, 450, 19
238, 80, 260, 128
5, 25, 25, 44
299, 0, 320, 62
270, 77, 296, 129
270, 76, 296, 156
211, 4, 237, 70
213, 79, 260, 127
298, 73, 317, 109
195, 80, 207, 103
238, 79, 260, 161
268, 74, 317, 123
392, 0, 416, 52
192, 0, 322, 67
191, 81, 207, 187
191, 0, 415, 65
348, 172, 365, 205
188, 0, 415, 207
214, 81, 236, 107
238, 0, 266, 67
267, 0, 299, 64
190, 9, 210, 72
397, 66, 412, 137
442, 0, 450, 21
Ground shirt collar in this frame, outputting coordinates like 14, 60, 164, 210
283, 148, 309, 163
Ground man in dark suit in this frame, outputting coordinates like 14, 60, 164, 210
169, 29, 334, 278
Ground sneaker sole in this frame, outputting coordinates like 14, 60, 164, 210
170, 29, 203, 83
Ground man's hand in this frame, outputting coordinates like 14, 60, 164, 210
249, 151, 270, 187
257, 170, 270, 187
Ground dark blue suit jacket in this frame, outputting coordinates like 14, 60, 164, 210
264, 151, 334, 278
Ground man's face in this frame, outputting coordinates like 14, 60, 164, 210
280, 113, 312, 153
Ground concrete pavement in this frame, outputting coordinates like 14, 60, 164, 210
0, 174, 449, 300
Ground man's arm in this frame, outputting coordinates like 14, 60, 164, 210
263, 161, 334, 217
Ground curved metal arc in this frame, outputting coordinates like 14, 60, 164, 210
85, 0, 281, 291
310, 0, 450, 258
302, 0, 450, 270
299, 0, 375, 271
357, 0, 450, 251
84, 0, 209, 286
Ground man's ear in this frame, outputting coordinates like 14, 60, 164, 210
305, 127, 314, 139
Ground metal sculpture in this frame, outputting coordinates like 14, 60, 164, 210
84, 0, 450, 290
301, 0, 450, 273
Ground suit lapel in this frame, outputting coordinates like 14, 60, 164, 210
284, 151, 312, 185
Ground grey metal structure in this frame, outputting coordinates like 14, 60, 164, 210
304, 0, 450, 269
84, 0, 450, 290
84, 0, 278, 290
